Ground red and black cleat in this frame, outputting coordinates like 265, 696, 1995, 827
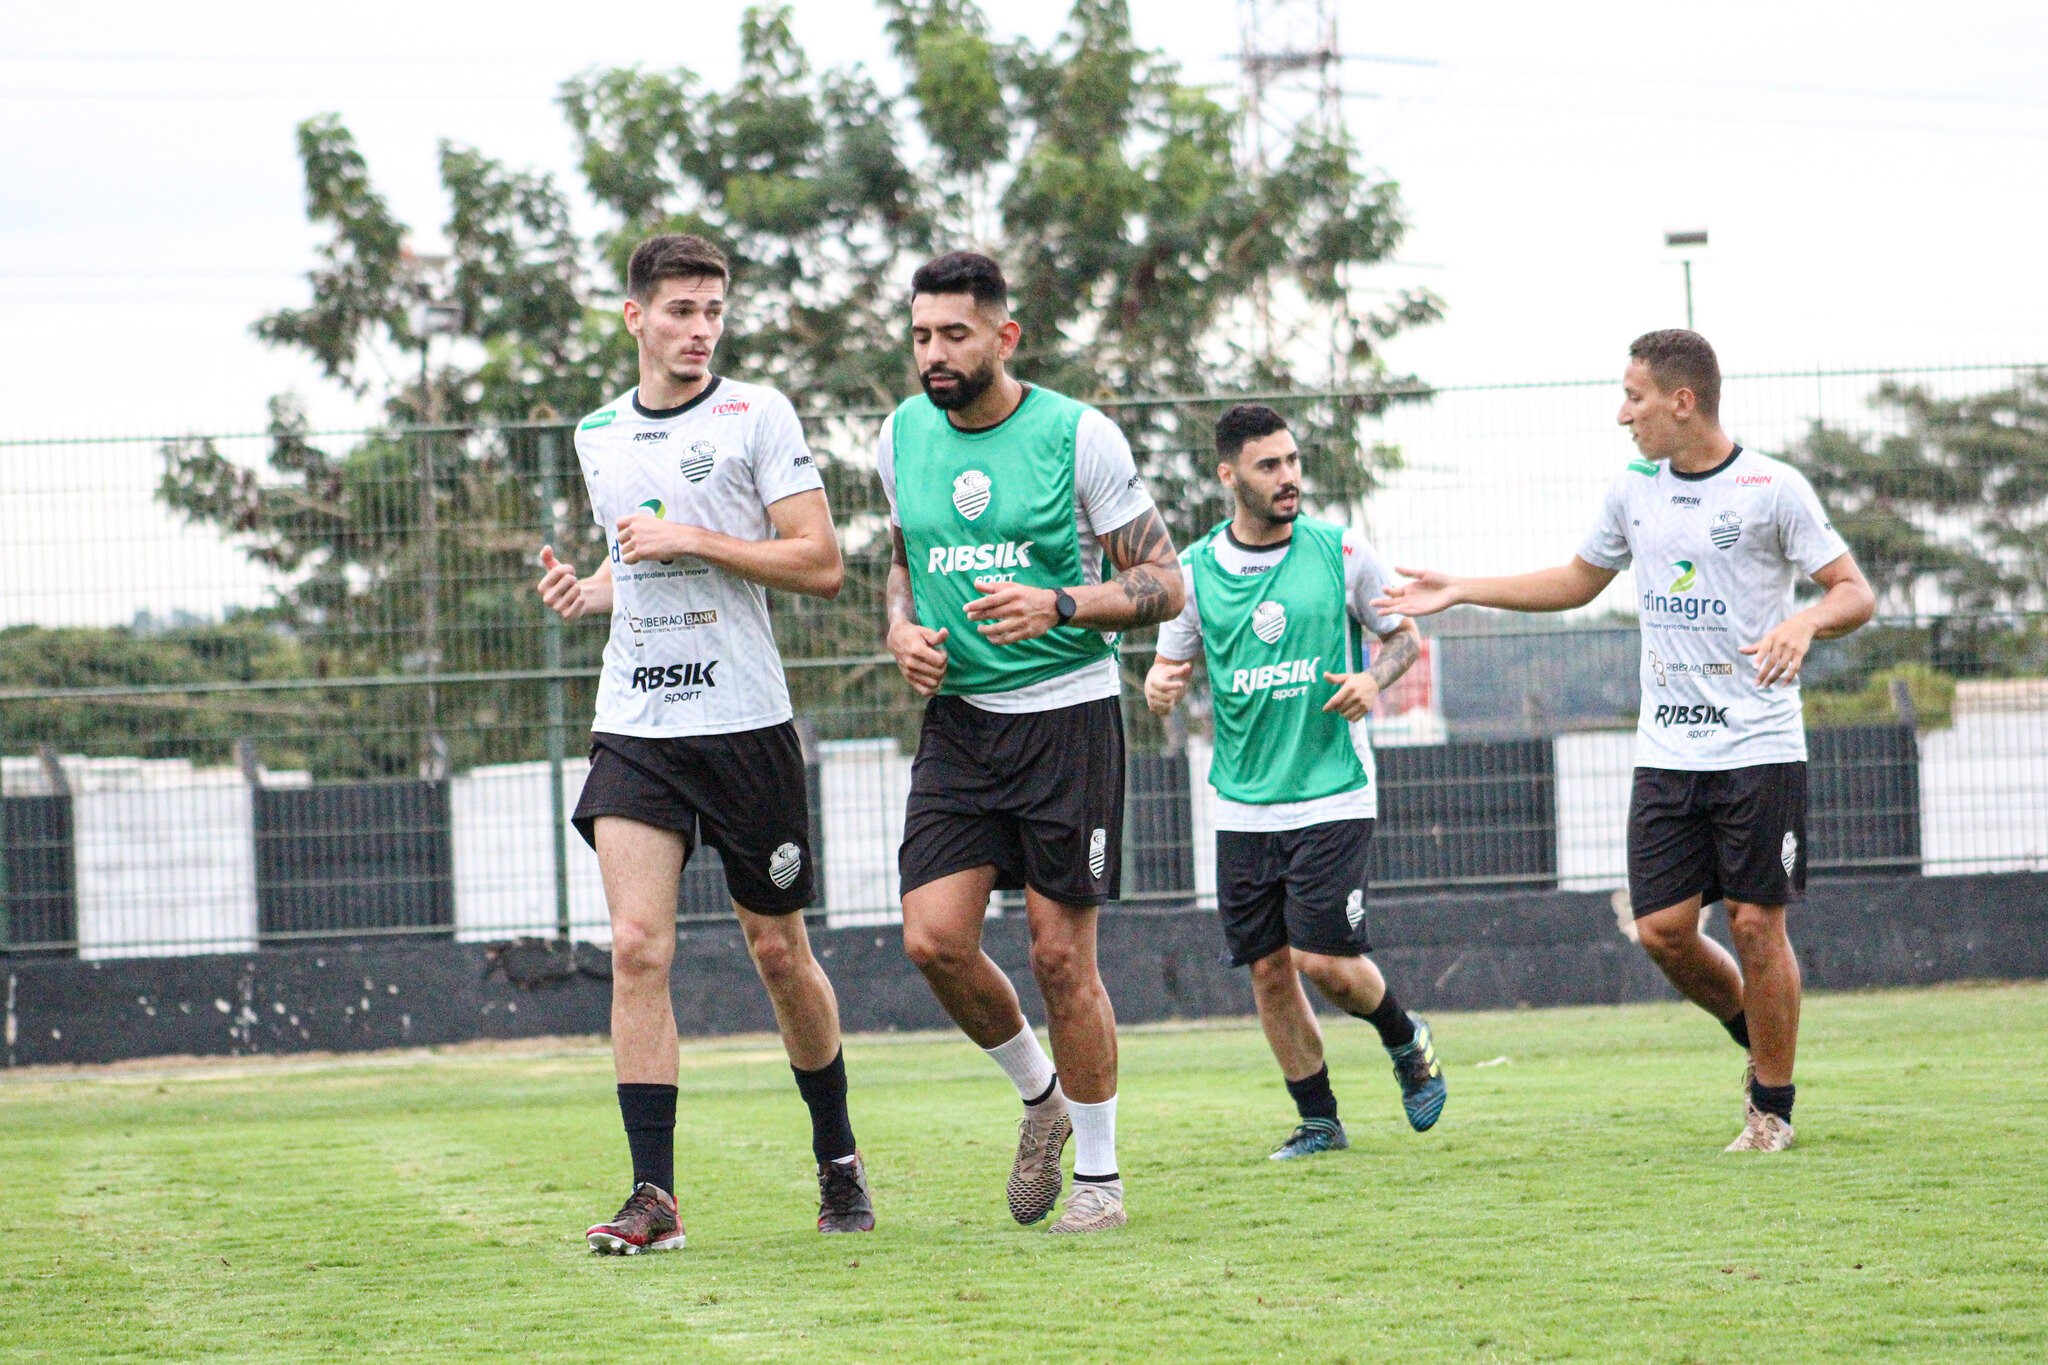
586, 1182, 687, 1255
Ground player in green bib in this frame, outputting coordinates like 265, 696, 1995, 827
881, 253, 1184, 1234
1146, 405, 1447, 1157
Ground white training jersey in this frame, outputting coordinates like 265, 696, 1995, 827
876, 400, 1155, 713
575, 377, 825, 738
1576, 445, 1850, 771
1155, 526, 1406, 830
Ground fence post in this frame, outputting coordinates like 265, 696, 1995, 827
540, 427, 573, 942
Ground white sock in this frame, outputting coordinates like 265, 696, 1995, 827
1069, 1095, 1118, 1180
983, 1024, 1058, 1104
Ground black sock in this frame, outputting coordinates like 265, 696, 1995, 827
792, 1049, 858, 1164
1354, 988, 1416, 1050
1722, 1010, 1752, 1050
1284, 1063, 1339, 1121
1750, 1079, 1795, 1122
617, 1083, 678, 1194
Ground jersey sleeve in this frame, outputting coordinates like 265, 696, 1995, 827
574, 426, 606, 530
1153, 563, 1202, 660
1075, 408, 1156, 536
1575, 473, 1634, 570
875, 412, 900, 528
1776, 466, 1852, 577
750, 392, 827, 509
1343, 530, 1405, 636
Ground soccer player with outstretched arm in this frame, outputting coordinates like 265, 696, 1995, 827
536, 234, 873, 1252
1375, 331, 1874, 1152
1145, 404, 1446, 1159
881, 252, 1183, 1233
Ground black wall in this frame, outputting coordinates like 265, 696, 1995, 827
7, 871, 2043, 1067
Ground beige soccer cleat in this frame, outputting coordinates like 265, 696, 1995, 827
1725, 1104, 1795, 1152
1008, 1104, 1072, 1225
1047, 1178, 1127, 1234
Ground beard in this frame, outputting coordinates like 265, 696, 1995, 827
1250, 486, 1301, 525
920, 357, 999, 411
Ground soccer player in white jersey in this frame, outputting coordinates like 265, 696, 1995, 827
1376, 331, 1875, 1152
535, 234, 872, 1251
1145, 405, 1444, 1159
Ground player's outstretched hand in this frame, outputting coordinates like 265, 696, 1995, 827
888, 621, 951, 697
1145, 657, 1195, 717
537, 546, 589, 621
965, 579, 1059, 645
1371, 566, 1459, 619
1322, 671, 1382, 722
1741, 616, 1818, 688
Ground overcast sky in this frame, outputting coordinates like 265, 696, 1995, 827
3, 0, 2045, 443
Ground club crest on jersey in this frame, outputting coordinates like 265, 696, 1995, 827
1780, 831, 1798, 876
1344, 888, 1365, 931
1251, 601, 1287, 645
1710, 511, 1743, 550
679, 441, 716, 483
769, 842, 803, 890
953, 469, 993, 521
1088, 827, 1107, 879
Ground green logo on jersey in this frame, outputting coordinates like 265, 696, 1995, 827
1669, 560, 1697, 592
1628, 459, 1659, 477
639, 498, 666, 519
579, 410, 616, 431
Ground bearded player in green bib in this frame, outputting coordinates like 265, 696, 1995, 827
881, 253, 1184, 1234
1145, 405, 1446, 1158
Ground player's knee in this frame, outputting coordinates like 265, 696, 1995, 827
1028, 935, 1096, 996
745, 927, 802, 987
610, 919, 672, 980
1293, 952, 1353, 995
1725, 902, 1785, 953
1634, 914, 1698, 961
901, 923, 966, 976
1246, 948, 1294, 990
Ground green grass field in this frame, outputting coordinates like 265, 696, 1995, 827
4, 983, 2045, 1363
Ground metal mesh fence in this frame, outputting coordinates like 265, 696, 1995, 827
4, 363, 2045, 957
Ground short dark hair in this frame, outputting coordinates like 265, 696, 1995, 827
1215, 404, 1290, 461
628, 233, 729, 300
910, 251, 1009, 314
1628, 329, 1720, 418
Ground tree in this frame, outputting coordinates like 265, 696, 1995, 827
154, 0, 1440, 761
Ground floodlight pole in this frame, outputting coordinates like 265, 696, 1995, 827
1664, 230, 1708, 331
1683, 260, 1694, 330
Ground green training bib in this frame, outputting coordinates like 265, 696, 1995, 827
1190, 515, 1367, 804
892, 386, 1117, 695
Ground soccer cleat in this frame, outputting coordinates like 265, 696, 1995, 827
1269, 1116, 1349, 1160
586, 1182, 686, 1255
1741, 1056, 1756, 1121
817, 1154, 875, 1233
1388, 1014, 1448, 1131
1008, 1104, 1072, 1225
1047, 1178, 1127, 1234
1725, 1104, 1796, 1153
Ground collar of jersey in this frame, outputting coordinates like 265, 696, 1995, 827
1667, 442, 1744, 483
632, 376, 722, 421
940, 383, 1037, 438
1222, 524, 1293, 556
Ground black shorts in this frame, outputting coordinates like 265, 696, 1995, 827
899, 694, 1124, 906
1627, 763, 1807, 917
1216, 819, 1375, 966
572, 725, 815, 914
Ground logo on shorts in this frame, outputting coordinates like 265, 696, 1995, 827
769, 842, 802, 890
1780, 831, 1798, 876
1710, 511, 1743, 550
1344, 888, 1365, 931
680, 441, 717, 482
1251, 601, 1287, 645
953, 469, 993, 521
1088, 827, 1107, 879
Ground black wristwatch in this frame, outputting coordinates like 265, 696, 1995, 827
1052, 587, 1078, 627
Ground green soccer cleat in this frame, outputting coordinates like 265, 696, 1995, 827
1388, 1014, 1447, 1131
1269, 1116, 1349, 1160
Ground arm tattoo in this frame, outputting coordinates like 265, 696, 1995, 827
1100, 508, 1180, 627
1100, 508, 1173, 573
1366, 628, 1421, 691
886, 525, 919, 631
